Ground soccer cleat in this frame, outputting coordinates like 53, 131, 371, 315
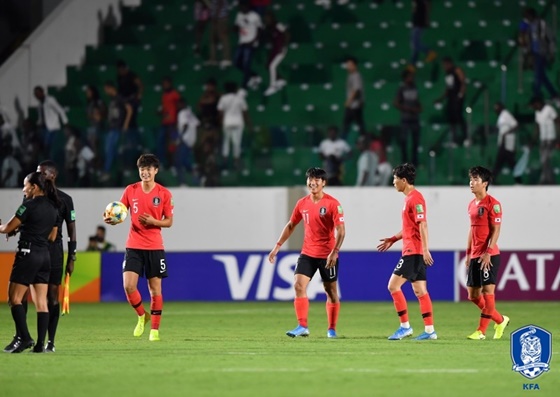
467, 330, 486, 340
415, 331, 438, 340
45, 341, 55, 353
327, 329, 337, 338
6, 337, 34, 353
133, 313, 150, 337
148, 329, 160, 342
388, 326, 413, 340
31, 344, 45, 353
493, 315, 510, 340
3, 336, 18, 353
286, 325, 310, 338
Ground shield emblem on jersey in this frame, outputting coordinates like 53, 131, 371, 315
153, 197, 161, 206
478, 207, 484, 217
319, 207, 327, 216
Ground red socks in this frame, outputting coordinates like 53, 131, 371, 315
470, 294, 504, 325
126, 290, 145, 316
391, 290, 409, 323
294, 297, 309, 327
479, 294, 499, 333
418, 293, 434, 326
151, 295, 163, 330
469, 295, 486, 311
326, 302, 340, 330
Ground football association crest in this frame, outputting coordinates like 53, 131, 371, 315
511, 325, 551, 380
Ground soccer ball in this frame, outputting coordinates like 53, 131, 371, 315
104, 201, 128, 224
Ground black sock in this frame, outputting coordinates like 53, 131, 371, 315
48, 303, 60, 344
36, 312, 49, 348
11, 305, 31, 341
12, 299, 29, 337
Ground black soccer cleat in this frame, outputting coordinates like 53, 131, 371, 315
45, 341, 55, 353
6, 337, 35, 353
3, 336, 18, 353
31, 344, 45, 353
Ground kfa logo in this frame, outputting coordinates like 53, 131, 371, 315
153, 197, 161, 206
511, 325, 552, 379
319, 207, 327, 217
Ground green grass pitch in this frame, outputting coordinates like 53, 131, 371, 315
0, 301, 558, 397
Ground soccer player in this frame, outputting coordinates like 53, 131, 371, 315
3, 160, 76, 353
268, 167, 345, 338
0, 172, 59, 353
105, 154, 173, 342
377, 163, 437, 340
465, 166, 509, 340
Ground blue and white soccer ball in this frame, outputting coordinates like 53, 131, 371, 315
104, 201, 128, 224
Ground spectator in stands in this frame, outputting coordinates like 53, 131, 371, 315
519, 8, 558, 100
194, 0, 210, 58
0, 144, 22, 188
217, 81, 251, 170
530, 96, 558, 185
85, 85, 106, 171
370, 130, 393, 186
206, 0, 231, 68
394, 69, 422, 166
408, 0, 437, 70
116, 59, 143, 130
158, 76, 181, 169
356, 135, 380, 186
19, 118, 43, 176
0, 114, 21, 155
34, 86, 68, 164
198, 78, 221, 128
199, 137, 220, 186
434, 57, 467, 146
343, 57, 365, 138
234, 0, 263, 89
315, 0, 350, 8
176, 98, 201, 186
64, 126, 80, 186
263, 12, 289, 96
492, 102, 521, 185
251, 0, 271, 16
319, 126, 351, 186
87, 226, 116, 252
102, 81, 133, 181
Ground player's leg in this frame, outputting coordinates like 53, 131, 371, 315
7, 282, 35, 353
482, 256, 509, 339
286, 255, 316, 337
30, 283, 49, 353
319, 258, 340, 338
146, 250, 167, 341
411, 279, 437, 340
45, 244, 63, 351
466, 259, 487, 339
3, 289, 29, 352
123, 250, 150, 336
387, 257, 413, 340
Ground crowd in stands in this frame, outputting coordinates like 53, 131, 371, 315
1, 0, 559, 188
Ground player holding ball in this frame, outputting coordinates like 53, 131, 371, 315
104, 154, 174, 342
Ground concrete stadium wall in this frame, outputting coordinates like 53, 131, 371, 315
0, 186, 557, 252
0, 0, 141, 123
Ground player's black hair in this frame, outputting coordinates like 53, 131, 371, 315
38, 160, 58, 176
26, 171, 61, 207
468, 166, 492, 191
224, 81, 238, 94
346, 56, 358, 65
305, 167, 327, 180
137, 153, 160, 169
393, 163, 416, 185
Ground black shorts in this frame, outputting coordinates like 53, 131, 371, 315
467, 255, 501, 287
393, 254, 427, 282
295, 254, 338, 283
10, 245, 50, 286
48, 240, 64, 285
123, 248, 168, 279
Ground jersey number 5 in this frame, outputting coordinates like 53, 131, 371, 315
133, 202, 139, 213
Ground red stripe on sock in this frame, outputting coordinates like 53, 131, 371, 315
150, 295, 163, 330
418, 293, 434, 326
479, 294, 495, 333
391, 290, 408, 323
126, 290, 145, 316
326, 302, 340, 330
294, 297, 309, 327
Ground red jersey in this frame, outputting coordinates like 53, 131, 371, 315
120, 182, 174, 250
290, 193, 344, 258
401, 189, 427, 255
468, 194, 501, 258
161, 89, 180, 126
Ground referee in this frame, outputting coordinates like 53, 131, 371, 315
0, 172, 60, 353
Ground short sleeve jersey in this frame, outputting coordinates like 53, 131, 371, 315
15, 196, 58, 247
120, 182, 174, 250
468, 194, 501, 258
54, 188, 76, 243
401, 189, 427, 255
290, 193, 344, 258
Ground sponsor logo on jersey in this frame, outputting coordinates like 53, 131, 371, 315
153, 197, 161, 206
493, 204, 501, 213
478, 207, 484, 217
511, 325, 551, 379
319, 207, 327, 216
16, 205, 26, 216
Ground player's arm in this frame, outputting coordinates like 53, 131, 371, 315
465, 228, 472, 268
419, 221, 434, 265
123, 102, 133, 132
456, 67, 466, 98
0, 216, 22, 235
479, 223, 501, 271
377, 231, 402, 252
66, 220, 77, 275
268, 220, 298, 263
326, 223, 345, 269
138, 214, 173, 228
48, 226, 58, 242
